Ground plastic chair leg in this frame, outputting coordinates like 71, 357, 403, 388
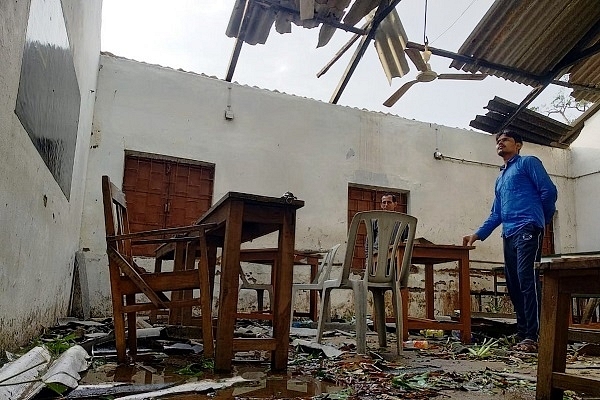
372, 289, 387, 348
392, 283, 404, 355
316, 288, 332, 343
353, 282, 368, 354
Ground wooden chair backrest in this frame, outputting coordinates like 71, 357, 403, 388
102, 175, 133, 261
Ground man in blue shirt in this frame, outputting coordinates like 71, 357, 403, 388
463, 129, 557, 353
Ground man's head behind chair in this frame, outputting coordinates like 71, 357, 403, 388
381, 194, 397, 212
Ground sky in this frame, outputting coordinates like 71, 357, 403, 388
100, 0, 569, 130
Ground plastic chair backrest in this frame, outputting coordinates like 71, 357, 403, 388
340, 211, 417, 287
314, 244, 342, 285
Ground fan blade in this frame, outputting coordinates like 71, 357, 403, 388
383, 80, 419, 107
405, 48, 428, 72
437, 73, 487, 80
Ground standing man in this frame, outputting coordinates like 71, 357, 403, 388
463, 129, 557, 353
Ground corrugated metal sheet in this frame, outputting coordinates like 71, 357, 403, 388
226, 0, 410, 84
450, 0, 600, 103
470, 97, 584, 148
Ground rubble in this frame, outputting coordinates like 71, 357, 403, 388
1, 317, 599, 399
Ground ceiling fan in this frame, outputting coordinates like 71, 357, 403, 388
383, 45, 487, 107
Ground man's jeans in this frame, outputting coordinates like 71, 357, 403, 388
502, 223, 543, 341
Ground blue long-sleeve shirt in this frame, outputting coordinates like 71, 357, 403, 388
476, 154, 558, 241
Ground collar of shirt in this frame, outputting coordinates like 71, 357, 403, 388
499, 154, 520, 171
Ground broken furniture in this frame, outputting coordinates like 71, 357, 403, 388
316, 211, 417, 354
238, 257, 274, 313
290, 244, 341, 324
101, 175, 214, 362
397, 242, 474, 343
196, 191, 304, 372
536, 256, 600, 400
239, 249, 324, 318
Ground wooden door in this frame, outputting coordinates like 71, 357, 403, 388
123, 151, 215, 256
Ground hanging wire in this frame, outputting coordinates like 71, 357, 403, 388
423, 0, 428, 45
429, 0, 480, 45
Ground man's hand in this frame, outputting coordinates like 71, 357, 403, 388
463, 234, 479, 247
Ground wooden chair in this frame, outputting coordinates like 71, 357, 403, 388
315, 211, 417, 354
101, 175, 215, 362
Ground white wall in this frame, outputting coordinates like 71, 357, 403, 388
0, 0, 101, 351
570, 111, 600, 252
82, 55, 576, 317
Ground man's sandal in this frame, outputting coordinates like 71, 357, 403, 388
511, 338, 538, 353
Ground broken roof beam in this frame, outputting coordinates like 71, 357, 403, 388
225, 0, 253, 82
330, 0, 401, 104
406, 42, 542, 82
497, 22, 600, 132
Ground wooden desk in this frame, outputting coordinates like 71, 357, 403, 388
536, 256, 600, 400
197, 192, 304, 372
398, 243, 474, 343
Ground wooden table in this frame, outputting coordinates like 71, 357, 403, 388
197, 192, 304, 372
240, 248, 322, 321
536, 256, 600, 400
398, 243, 474, 343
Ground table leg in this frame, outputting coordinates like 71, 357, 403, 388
536, 273, 570, 400
214, 201, 244, 372
424, 264, 434, 319
272, 208, 296, 370
458, 255, 472, 343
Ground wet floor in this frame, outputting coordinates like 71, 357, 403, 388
79, 352, 347, 399
18, 318, 600, 400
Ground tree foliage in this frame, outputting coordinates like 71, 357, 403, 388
530, 89, 592, 124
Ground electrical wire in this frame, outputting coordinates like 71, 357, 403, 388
429, 0, 480, 46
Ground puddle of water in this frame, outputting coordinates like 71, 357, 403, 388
80, 353, 347, 399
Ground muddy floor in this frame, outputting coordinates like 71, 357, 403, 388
6, 318, 600, 399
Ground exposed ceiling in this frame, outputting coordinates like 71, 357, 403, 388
225, 0, 600, 148
447, 0, 600, 146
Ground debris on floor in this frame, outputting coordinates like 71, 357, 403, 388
1, 316, 599, 399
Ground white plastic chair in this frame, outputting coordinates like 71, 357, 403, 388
290, 244, 342, 323
316, 211, 417, 354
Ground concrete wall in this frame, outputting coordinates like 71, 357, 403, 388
82, 55, 576, 318
0, 0, 101, 351
571, 111, 600, 252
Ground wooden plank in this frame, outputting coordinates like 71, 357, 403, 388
233, 338, 277, 351
552, 372, 600, 395
108, 248, 168, 309
122, 298, 202, 313
118, 269, 201, 294
568, 327, 600, 344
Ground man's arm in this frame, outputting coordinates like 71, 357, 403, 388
525, 156, 558, 223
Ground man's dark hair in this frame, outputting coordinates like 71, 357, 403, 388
496, 129, 523, 144
382, 194, 397, 202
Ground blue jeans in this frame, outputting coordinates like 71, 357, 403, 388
502, 223, 543, 341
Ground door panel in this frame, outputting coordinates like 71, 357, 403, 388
123, 152, 214, 256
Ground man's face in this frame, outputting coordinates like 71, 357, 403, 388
496, 134, 522, 158
381, 195, 396, 211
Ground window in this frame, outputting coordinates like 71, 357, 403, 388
347, 185, 408, 271
123, 151, 215, 256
